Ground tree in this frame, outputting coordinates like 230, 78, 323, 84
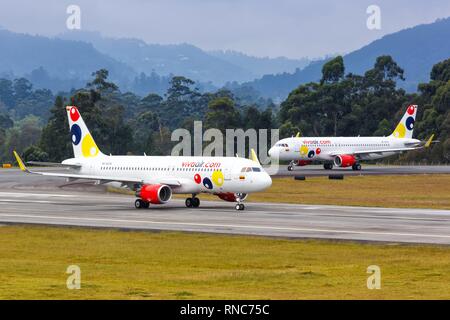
430, 58, 450, 82
0, 79, 15, 108
13, 78, 33, 100
39, 96, 71, 161
321, 56, 344, 84
23, 145, 49, 162
87, 69, 118, 92
205, 97, 240, 131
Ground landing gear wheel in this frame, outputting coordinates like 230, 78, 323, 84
287, 165, 293, 171
192, 197, 200, 208
352, 163, 362, 171
235, 203, 245, 211
135, 199, 146, 209
324, 163, 333, 170
185, 197, 193, 208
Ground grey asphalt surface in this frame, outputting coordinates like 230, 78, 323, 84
0, 167, 450, 245
267, 164, 450, 176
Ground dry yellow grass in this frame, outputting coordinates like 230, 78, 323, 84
0, 225, 449, 300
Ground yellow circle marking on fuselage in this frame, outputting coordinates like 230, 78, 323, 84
300, 145, 308, 156
212, 170, 224, 187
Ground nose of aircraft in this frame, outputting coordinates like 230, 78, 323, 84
268, 146, 277, 158
262, 171, 272, 189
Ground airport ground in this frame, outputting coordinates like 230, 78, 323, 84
0, 166, 449, 299
1, 225, 450, 299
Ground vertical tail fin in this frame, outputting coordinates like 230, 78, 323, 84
390, 105, 418, 139
66, 106, 104, 158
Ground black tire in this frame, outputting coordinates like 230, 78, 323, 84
324, 163, 333, 170
239, 203, 245, 210
352, 163, 362, 171
287, 165, 293, 171
185, 197, 193, 208
235, 204, 241, 210
135, 199, 144, 209
143, 201, 150, 208
192, 197, 200, 208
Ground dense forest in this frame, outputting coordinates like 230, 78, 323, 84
0, 55, 449, 164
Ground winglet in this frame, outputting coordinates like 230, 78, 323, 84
295, 132, 301, 138
13, 151, 30, 172
425, 134, 435, 148
250, 148, 260, 163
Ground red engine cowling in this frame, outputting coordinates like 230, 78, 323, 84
136, 184, 172, 204
295, 160, 312, 166
334, 155, 356, 167
216, 192, 248, 202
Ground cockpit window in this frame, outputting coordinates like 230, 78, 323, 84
275, 143, 289, 147
241, 167, 262, 172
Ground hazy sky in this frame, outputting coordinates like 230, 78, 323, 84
1, 0, 449, 59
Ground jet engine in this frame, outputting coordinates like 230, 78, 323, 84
334, 155, 356, 167
136, 184, 172, 204
216, 192, 248, 202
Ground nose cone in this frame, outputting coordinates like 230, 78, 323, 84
268, 147, 277, 159
262, 172, 272, 190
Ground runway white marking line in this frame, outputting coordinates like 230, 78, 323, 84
0, 213, 449, 240
0, 192, 75, 198
0, 199, 53, 204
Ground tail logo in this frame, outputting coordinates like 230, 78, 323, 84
68, 106, 100, 158
81, 134, 99, 157
392, 105, 417, 138
392, 123, 406, 138
71, 124, 82, 145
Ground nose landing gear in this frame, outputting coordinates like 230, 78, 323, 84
287, 160, 294, 171
235, 193, 246, 211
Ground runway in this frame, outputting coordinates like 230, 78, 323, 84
1, 168, 450, 245
268, 164, 450, 176
0, 169, 450, 244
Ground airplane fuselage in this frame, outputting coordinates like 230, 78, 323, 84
269, 136, 421, 162
62, 155, 272, 194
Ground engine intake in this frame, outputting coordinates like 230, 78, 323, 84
216, 192, 248, 202
136, 184, 172, 204
334, 155, 356, 167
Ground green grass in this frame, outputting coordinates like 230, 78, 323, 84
0, 225, 449, 299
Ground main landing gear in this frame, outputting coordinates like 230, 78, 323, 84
323, 163, 333, 170
352, 163, 362, 171
185, 195, 200, 208
135, 199, 149, 209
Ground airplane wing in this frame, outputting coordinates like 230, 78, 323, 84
329, 147, 418, 157
27, 161, 82, 169
13, 151, 181, 187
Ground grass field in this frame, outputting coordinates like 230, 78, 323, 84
176, 174, 450, 209
0, 225, 449, 299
